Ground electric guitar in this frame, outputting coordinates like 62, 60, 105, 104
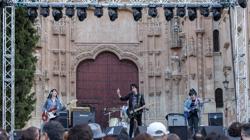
42, 108, 57, 122
126, 103, 153, 119
184, 99, 211, 119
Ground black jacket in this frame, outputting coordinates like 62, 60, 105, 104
119, 92, 145, 113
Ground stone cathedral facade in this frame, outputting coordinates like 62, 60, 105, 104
27, 4, 250, 128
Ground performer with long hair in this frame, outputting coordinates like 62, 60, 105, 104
116, 83, 145, 138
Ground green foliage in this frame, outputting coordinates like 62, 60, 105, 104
0, 7, 38, 129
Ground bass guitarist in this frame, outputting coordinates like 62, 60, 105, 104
117, 83, 145, 138
42, 89, 64, 122
184, 88, 202, 136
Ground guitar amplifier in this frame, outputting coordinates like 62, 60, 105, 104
57, 111, 69, 128
71, 111, 95, 126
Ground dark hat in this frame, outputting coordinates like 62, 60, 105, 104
189, 88, 197, 96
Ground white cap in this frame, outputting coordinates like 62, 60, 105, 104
147, 122, 169, 137
88, 123, 106, 139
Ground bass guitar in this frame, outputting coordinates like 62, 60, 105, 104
126, 103, 153, 119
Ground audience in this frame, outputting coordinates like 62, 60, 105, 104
88, 123, 106, 140
241, 123, 250, 140
0, 128, 9, 140
67, 124, 93, 140
193, 132, 205, 140
42, 121, 65, 140
20, 126, 40, 140
134, 133, 154, 140
147, 122, 169, 140
167, 133, 180, 140
227, 122, 241, 140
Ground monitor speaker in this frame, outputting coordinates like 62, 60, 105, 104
208, 113, 223, 126
105, 126, 129, 140
71, 111, 95, 127
134, 126, 147, 137
168, 126, 188, 140
201, 126, 224, 137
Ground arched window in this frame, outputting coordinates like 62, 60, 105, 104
213, 30, 220, 52
215, 88, 223, 108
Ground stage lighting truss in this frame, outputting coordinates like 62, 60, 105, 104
94, 4, 103, 18
200, 4, 210, 17
27, 4, 38, 22
40, 4, 50, 17
212, 4, 222, 21
52, 5, 63, 21
176, 4, 186, 18
76, 5, 87, 21
108, 5, 118, 21
132, 6, 142, 21
148, 4, 158, 18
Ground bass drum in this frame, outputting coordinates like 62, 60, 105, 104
109, 118, 119, 127
117, 121, 129, 134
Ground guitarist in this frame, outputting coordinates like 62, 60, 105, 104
184, 88, 202, 136
42, 89, 64, 122
117, 83, 145, 138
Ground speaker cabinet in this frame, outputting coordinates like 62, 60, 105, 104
166, 113, 187, 126
71, 111, 95, 127
58, 111, 69, 128
168, 126, 188, 140
208, 113, 223, 126
201, 126, 224, 137
105, 126, 129, 140
134, 126, 147, 137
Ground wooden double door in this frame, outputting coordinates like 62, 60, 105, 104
76, 52, 138, 127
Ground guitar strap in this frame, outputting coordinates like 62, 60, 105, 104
137, 94, 141, 107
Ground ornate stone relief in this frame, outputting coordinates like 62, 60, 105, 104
52, 17, 66, 35
147, 17, 161, 36
205, 37, 213, 57
171, 52, 181, 76
188, 37, 196, 57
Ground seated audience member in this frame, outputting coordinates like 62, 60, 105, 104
89, 123, 106, 140
227, 122, 241, 140
0, 128, 9, 140
134, 133, 154, 140
20, 126, 40, 140
147, 122, 169, 140
42, 120, 65, 140
67, 124, 93, 140
167, 133, 180, 140
193, 133, 205, 140
241, 123, 250, 140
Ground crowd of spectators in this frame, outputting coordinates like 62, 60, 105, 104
1, 121, 250, 140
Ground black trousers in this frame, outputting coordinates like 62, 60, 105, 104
129, 113, 142, 138
188, 114, 199, 135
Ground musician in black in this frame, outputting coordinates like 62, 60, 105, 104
117, 83, 145, 138
184, 88, 202, 135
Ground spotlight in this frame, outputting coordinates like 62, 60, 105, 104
238, 0, 247, 8
94, 5, 103, 18
177, 4, 186, 18
40, 5, 50, 17
52, 7, 63, 21
148, 4, 158, 18
27, 5, 38, 22
187, 5, 197, 21
200, 5, 209, 17
163, 4, 174, 21
212, 4, 222, 21
76, 6, 87, 21
65, 5, 75, 18
108, 6, 118, 21
132, 6, 142, 21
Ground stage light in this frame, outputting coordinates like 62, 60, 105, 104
177, 4, 186, 18
40, 5, 50, 17
187, 6, 197, 21
94, 5, 103, 18
65, 5, 75, 18
148, 4, 158, 18
108, 6, 118, 21
52, 7, 63, 21
163, 5, 174, 21
27, 5, 38, 22
132, 6, 142, 21
200, 5, 209, 17
76, 6, 87, 21
212, 4, 222, 21
238, 0, 247, 8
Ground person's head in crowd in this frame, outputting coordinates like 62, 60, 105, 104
0, 128, 9, 140
167, 133, 180, 140
105, 127, 130, 140
134, 133, 154, 140
42, 121, 65, 140
217, 135, 229, 140
193, 133, 205, 140
68, 124, 93, 140
241, 123, 250, 140
228, 122, 242, 137
20, 126, 40, 140
88, 123, 106, 140
205, 132, 218, 140
103, 135, 117, 140
63, 131, 68, 140
147, 122, 169, 140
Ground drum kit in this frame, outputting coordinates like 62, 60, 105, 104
104, 105, 130, 132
